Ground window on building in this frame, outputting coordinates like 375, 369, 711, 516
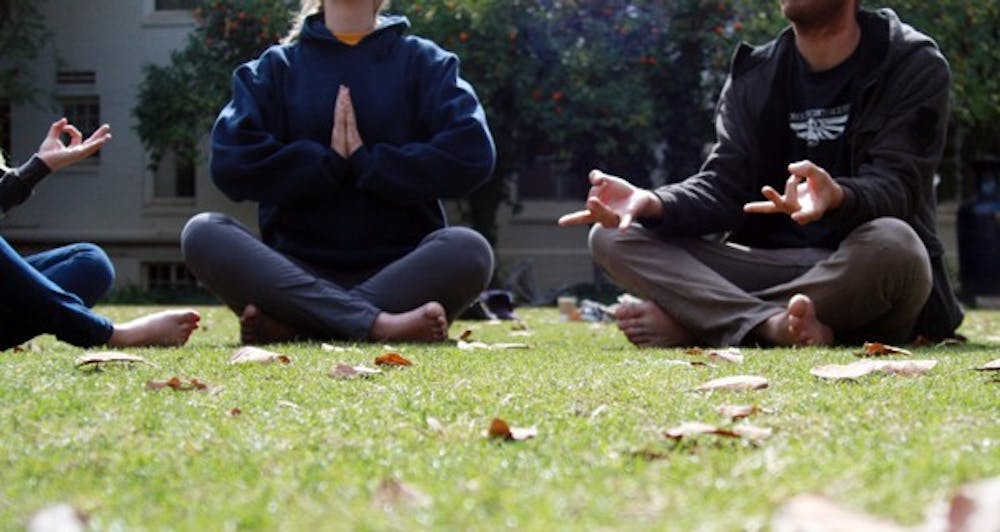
155, 0, 195, 10
59, 96, 101, 162
0, 99, 10, 159
153, 148, 196, 199
143, 262, 198, 292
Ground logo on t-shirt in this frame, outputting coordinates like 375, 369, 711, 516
789, 104, 851, 147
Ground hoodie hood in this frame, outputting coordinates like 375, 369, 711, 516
300, 12, 410, 47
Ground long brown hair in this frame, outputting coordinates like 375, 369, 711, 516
282, 0, 388, 44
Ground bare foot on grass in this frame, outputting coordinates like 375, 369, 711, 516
370, 302, 448, 342
757, 294, 833, 346
109, 309, 201, 347
614, 300, 695, 348
240, 304, 297, 345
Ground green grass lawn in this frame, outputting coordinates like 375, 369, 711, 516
2, 306, 998, 530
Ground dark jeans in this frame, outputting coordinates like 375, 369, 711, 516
181, 212, 494, 341
0, 239, 115, 349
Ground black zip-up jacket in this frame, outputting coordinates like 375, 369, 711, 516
645, 8, 962, 340
0, 156, 50, 215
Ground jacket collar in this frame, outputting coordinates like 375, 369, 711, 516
729, 8, 928, 84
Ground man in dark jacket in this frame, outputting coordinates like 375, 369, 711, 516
560, 1, 963, 347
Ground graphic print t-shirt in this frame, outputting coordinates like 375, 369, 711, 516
775, 31, 870, 248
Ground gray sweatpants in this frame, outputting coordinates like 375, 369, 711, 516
181, 212, 493, 341
589, 217, 933, 346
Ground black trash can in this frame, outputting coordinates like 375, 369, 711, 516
957, 159, 1000, 303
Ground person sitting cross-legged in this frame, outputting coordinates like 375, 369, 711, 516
559, 1, 962, 347
0, 119, 200, 351
182, 0, 496, 345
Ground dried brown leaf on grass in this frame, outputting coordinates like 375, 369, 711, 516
772, 476, 1000, 532
145, 377, 210, 392
329, 363, 382, 380
456, 330, 531, 351
687, 347, 744, 364
858, 342, 912, 357
27, 503, 89, 532
716, 404, 772, 421
229, 346, 291, 365
487, 417, 537, 441
373, 478, 432, 509
811, 360, 938, 381
694, 375, 769, 392
664, 421, 773, 442
771, 494, 905, 532
375, 353, 413, 367
75, 352, 152, 368
975, 358, 1000, 371
229, 407, 242, 417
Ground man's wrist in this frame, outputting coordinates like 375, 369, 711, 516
641, 190, 665, 219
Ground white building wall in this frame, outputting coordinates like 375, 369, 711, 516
4, 0, 255, 289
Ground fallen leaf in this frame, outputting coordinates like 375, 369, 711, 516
630, 449, 669, 461
229, 346, 291, 365
146, 377, 210, 392
871, 359, 937, 377
665, 421, 739, 440
771, 494, 905, 532
426, 417, 444, 432
717, 404, 764, 420
373, 478, 432, 509
664, 421, 772, 442
732, 424, 774, 441
706, 347, 744, 364
487, 417, 537, 441
975, 359, 1000, 371
811, 362, 877, 381
27, 503, 89, 532
329, 363, 382, 380
75, 351, 152, 368
811, 360, 938, 380
456, 330, 531, 350
859, 342, 912, 357
229, 408, 242, 417
944, 476, 1000, 532
375, 352, 413, 367
457, 340, 531, 351
694, 375, 769, 392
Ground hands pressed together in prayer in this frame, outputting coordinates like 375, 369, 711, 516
558, 161, 843, 229
331, 85, 363, 158
37, 118, 112, 172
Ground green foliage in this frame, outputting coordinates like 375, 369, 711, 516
133, 0, 295, 169
398, 0, 741, 184
0, 0, 50, 103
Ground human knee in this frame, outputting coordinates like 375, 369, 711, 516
181, 212, 231, 267
72, 243, 115, 298
435, 227, 494, 290
851, 218, 931, 290
588, 225, 619, 267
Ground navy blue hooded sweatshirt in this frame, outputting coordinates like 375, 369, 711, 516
211, 13, 496, 270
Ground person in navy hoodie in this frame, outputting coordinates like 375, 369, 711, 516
182, 0, 496, 344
